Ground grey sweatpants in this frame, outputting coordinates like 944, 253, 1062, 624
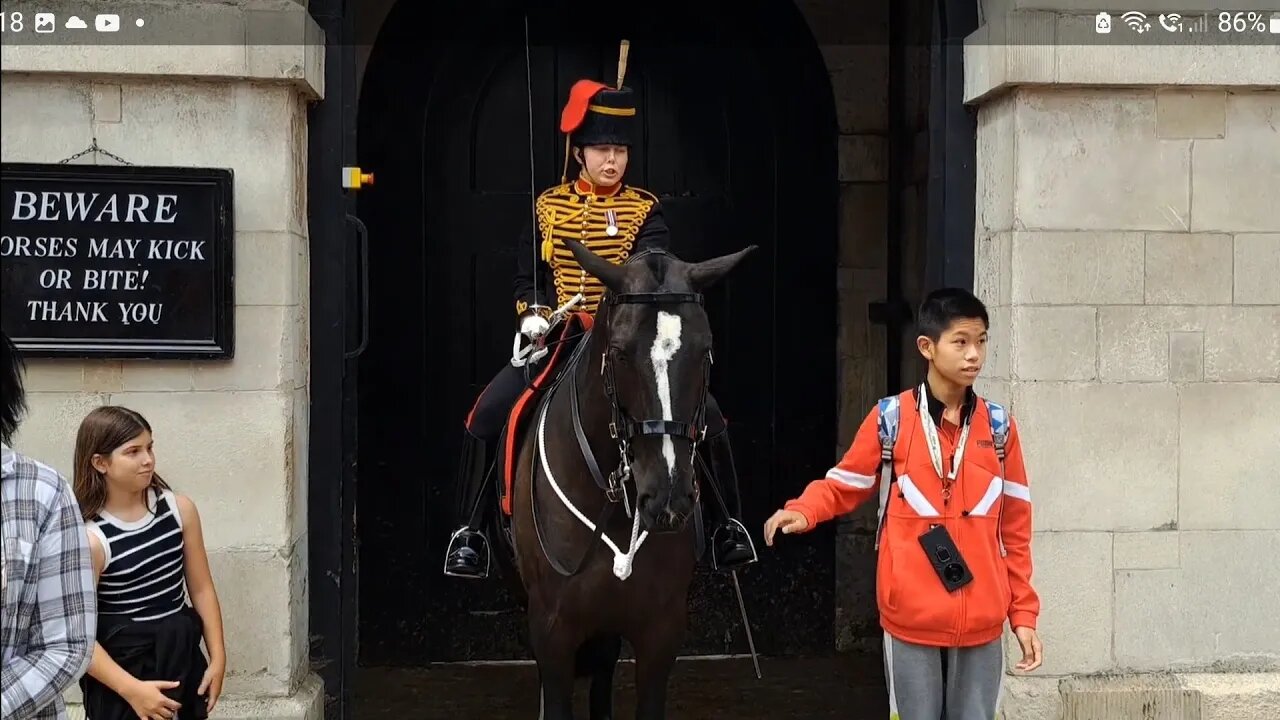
883, 631, 1004, 720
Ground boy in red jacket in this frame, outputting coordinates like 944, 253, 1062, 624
765, 288, 1042, 719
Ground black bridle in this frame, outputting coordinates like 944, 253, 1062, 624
600, 290, 713, 448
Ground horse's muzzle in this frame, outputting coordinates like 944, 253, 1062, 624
638, 493, 694, 533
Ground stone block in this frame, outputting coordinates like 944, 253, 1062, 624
1060, 674, 1199, 720
91, 83, 122, 124
838, 135, 888, 183
1009, 531, 1113, 675
1010, 232, 1145, 306
1145, 233, 1233, 305
1168, 331, 1204, 383
1011, 306, 1097, 382
1048, 35, 1280, 89
0, 77, 93, 164
1115, 531, 1280, 671
23, 360, 122, 393
976, 94, 1016, 233
975, 232, 1012, 308
192, 674, 323, 720
192, 306, 293, 392
838, 353, 885, 449
236, 232, 305, 306
1099, 306, 1279, 383
1157, 91, 1226, 139
1234, 234, 1280, 305
91, 83, 304, 234
1193, 93, 1280, 233
290, 388, 309, 546
1014, 383, 1178, 531
837, 269, 885, 360
1114, 531, 1180, 570
985, 305, 1012, 381
833, 531, 878, 652
998, 676, 1063, 720
837, 184, 888, 270
1014, 92, 1191, 232
208, 545, 303, 697
12, 392, 112, 477
1182, 673, 1280, 720
1179, 384, 1280, 530
1202, 307, 1280, 382
104, 391, 292, 549
0, 2, 323, 96
120, 361, 195, 392
821, 45, 889, 134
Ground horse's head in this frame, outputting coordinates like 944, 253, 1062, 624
564, 239, 756, 533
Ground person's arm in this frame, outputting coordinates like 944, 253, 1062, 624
0, 478, 95, 720
1000, 417, 1039, 630
83, 530, 183, 719
513, 220, 552, 318
176, 494, 226, 712
783, 407, 883, 529
632, 200, 671, 252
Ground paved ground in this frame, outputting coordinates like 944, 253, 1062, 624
355, 655, 889, 718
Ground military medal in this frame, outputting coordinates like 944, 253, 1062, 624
605, 209, 618, 236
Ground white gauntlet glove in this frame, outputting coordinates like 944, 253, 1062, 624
520, 314, 550, 340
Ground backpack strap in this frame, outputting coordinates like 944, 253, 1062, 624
985, 399, 1010, 557
874, 395, 901, 550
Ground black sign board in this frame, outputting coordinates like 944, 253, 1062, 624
1, 164, 234, 358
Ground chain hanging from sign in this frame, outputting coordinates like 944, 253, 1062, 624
56, 138, 135, 166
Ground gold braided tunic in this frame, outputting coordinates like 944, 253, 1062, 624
514, 180, 666, 316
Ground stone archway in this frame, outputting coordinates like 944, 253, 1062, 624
352, 0, 839, 667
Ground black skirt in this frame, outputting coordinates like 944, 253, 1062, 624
80, 606, 210, 720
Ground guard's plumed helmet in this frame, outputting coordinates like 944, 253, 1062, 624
560, 80, 636, 148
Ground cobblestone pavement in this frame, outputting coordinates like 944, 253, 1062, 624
356, 655, 889, 719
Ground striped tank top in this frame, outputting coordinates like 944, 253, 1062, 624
88, 488, 189, 621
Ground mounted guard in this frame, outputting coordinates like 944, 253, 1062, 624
443, 45, 757, 580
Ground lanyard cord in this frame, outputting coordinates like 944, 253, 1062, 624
917, 383, 972, 500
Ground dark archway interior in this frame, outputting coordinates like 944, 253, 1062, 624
353, 0, 839, 671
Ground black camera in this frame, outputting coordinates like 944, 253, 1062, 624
918, 525, 973, 592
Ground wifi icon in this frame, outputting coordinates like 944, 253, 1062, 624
1122, 11, 1152, 33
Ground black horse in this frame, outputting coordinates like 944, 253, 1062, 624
505, 238, 755, 719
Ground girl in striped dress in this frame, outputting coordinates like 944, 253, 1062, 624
72, 406, 226, 720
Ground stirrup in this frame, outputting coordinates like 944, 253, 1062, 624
442, 527, 491, 579
711, 518, 759, 572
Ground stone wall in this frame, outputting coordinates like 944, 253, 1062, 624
969, 35, 1280, 718
2, 12, 324, 716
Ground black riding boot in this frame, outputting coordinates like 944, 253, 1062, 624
705, 428, 758, 571
443, 432, 492, 579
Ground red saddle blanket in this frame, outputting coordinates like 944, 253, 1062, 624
500, 312, 593, 516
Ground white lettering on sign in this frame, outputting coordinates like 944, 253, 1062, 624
11, 191, 179, 223
26, 300, 109, 323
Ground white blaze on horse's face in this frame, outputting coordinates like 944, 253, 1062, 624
648, 310, 683, 479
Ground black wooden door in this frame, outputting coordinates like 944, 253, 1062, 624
357, 0, 837, 665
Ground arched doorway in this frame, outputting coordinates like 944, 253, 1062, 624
352, 0, 838, 668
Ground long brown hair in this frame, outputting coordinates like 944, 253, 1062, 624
73, 406, 172, 521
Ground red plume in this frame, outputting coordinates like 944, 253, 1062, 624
559, 80, 609, 134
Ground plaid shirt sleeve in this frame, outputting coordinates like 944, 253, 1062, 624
1, 465, 96, 720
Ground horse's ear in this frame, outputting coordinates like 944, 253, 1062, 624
563, 238, 626, 293
688, 245, 757, 290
